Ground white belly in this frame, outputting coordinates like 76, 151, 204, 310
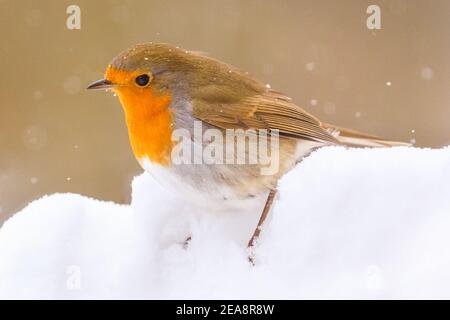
139, 157, 266, 212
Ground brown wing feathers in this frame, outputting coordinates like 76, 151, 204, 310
193, 90, 339, 144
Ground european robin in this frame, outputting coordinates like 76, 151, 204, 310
87, 43, 409, 250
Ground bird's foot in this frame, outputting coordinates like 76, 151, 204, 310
182, 235, 192, 250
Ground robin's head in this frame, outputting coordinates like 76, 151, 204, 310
87, 43, 197, 115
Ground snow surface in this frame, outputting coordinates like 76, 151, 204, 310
1, 146, 450, 299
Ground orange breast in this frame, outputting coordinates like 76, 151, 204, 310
115, 86, 173, 166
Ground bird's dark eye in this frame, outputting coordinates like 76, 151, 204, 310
135, 74, 150, 87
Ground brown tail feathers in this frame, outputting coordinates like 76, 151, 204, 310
322, 123, 412, 148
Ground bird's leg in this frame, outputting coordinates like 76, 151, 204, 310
247, 189, 277, 251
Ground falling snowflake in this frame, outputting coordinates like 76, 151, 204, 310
305, 62, 315, 71
420, 67, 434, 80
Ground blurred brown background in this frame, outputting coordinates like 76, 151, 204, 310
1, 0, 449, 223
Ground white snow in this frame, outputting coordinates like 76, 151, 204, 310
1, 146, 450, 299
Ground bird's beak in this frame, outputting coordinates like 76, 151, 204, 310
86, 78, 115, 90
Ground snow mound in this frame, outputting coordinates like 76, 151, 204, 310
1, 146, 450, 299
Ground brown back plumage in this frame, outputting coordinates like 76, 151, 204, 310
110, 43, 409, 148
